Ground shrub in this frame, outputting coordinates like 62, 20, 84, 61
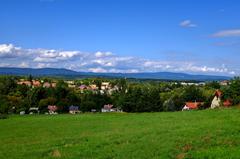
0, 114, 8, 119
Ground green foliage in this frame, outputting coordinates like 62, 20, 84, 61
38, 97, 57, 112
0, 95, 9, 114
182, 85, 204, 102
163, 98, 175, 111
80, 101, 97, 112
119, 85, 161, 112
0, 76, 17, 95
205, 81, 221, 89
0, 114, 8, 119
93, 79, 102, 90
220, 77, 240, 105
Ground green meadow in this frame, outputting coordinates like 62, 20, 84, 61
1, 108, 240, 159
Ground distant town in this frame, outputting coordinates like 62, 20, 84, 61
0, 74, 237, 116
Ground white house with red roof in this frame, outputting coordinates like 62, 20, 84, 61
211, 90, 222, 109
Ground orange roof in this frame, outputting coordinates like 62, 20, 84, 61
17, 81, 32, 86
185, 102, 203, 109
32, 80, 41, 87
223, 99, 232, 107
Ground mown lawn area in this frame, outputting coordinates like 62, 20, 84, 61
0, 108, 240, 159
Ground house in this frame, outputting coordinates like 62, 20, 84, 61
101, 82, 110, 90
65, 80, 74, 84
69, 106, 80, 114
79, 85, 88, 90
18, 80, 41, 88
211, 90, 222, 109
29, 107, 39, 114
89, 84, 98, 90
17, 81, 32, 87
43, 82, 57, 88
43, 82, 51, 88
32, 80, 41, 87
48, 105, 58, 114
79, 85, 88, 93
182, 102, 203, 111
101, 104, 119, 112
68, 84, 76, 88
51, 82, 57, 88
223, 99, 232, 107
220, 80, 229, 86
20, 111, 25, 115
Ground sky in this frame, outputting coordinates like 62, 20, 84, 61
0, 0, 240, 76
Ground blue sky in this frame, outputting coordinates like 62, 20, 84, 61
0, 0, 240, 75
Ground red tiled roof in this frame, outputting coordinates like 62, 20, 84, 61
48, 105, 58, 111
103, 104, 113, 109
32, 80, 41, 87
223, 99, 232, 107
185, 102, 203, 109
17, 81, 32, 86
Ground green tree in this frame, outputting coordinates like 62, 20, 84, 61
182, 85, 204, 102
38, 97, 57, 112
163, 98, 175, 112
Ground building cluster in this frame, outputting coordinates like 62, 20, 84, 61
180, 82, 206, 86
20, 104, 121, 115
17, 79, 56, 88
182, 89, 232, 111
77, 82, 119, 94
17, 79, 118, 94
17, 78, 232, 114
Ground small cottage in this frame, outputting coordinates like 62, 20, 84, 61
32, 80, 41, 87
211, 90, 222, 109
223, 99, 232, 107
29, 107, 39, 114
182, 102, 203, 111
69, 106, 80, 114
17, 81, 32, 87
43, 82, 51, 88
79, 85, 88, 90
101, 104, 120, 112
48, 105, 58, 114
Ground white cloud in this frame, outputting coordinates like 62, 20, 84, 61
88, 67, 107, 73
95, 51, 113, 58
0, 44, 21, 58
0, 43, 237, 76
212, 29, 240, 37
33, 50, 80, 62
180, 20, 197, 28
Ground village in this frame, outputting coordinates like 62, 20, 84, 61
13, 77, 234, 115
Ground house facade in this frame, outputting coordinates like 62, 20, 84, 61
69, 106, 80, 114
211, 90, 222, 109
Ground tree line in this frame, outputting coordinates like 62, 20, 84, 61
0, 75, 240, 114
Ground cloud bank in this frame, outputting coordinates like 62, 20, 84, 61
0, 44, 236, 76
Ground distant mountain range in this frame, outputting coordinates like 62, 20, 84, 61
0, 67, 231, 81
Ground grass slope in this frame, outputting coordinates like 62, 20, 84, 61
0, 108, 240, 159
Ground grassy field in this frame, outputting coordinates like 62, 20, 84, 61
1, 108, 240, 159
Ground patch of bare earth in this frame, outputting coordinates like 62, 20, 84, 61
51, 149, 61, 158
182, 144, 192, 152
176, 153, 186, 159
